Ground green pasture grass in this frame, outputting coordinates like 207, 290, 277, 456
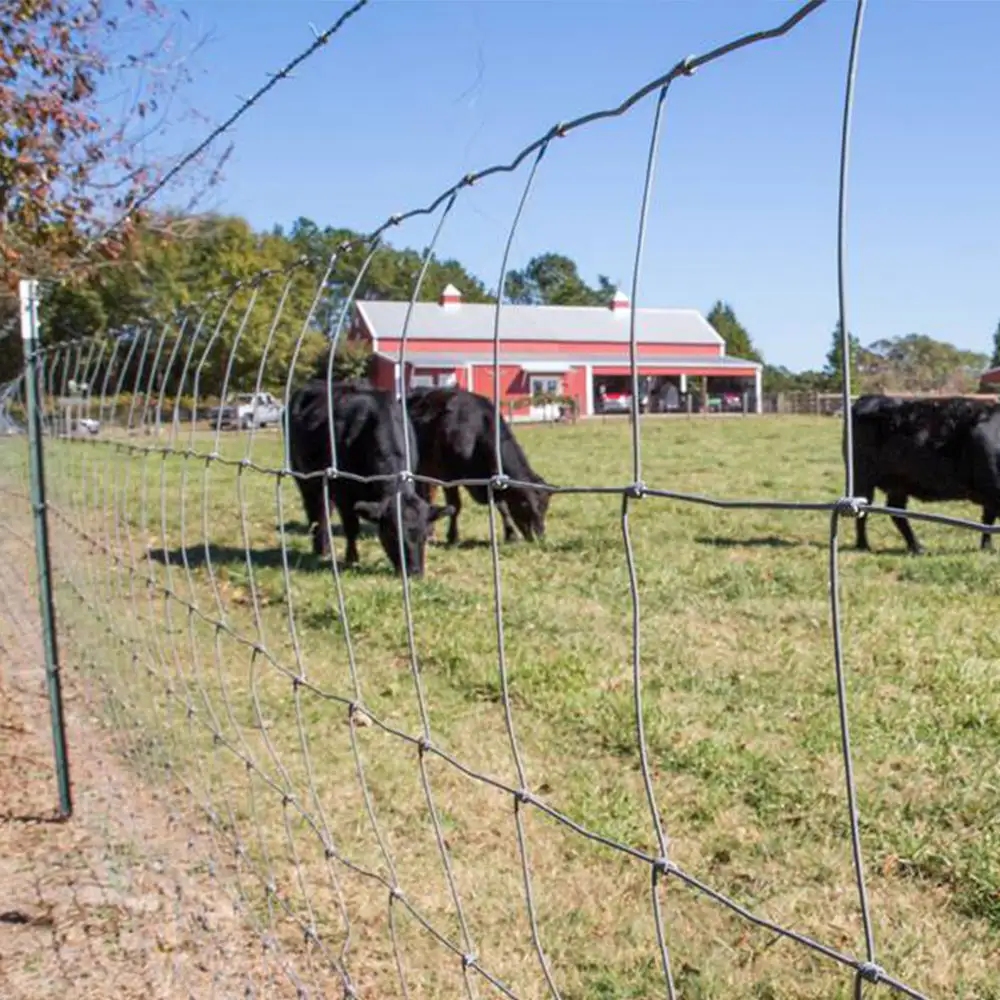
3, 415, 998, 999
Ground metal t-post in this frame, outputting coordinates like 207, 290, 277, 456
20, 279, 73, 818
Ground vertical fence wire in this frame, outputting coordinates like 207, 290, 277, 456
487, 135, 564, 1000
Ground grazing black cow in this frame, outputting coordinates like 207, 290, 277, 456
405, 386, 550, 546
286, 379, 452, 575
850, 393, 1000, 554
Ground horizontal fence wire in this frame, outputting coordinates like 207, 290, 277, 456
1, 0, 994, 997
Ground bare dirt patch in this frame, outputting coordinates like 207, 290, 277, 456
0, 549, 292, 1000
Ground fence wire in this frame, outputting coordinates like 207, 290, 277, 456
1, 0, 996, 997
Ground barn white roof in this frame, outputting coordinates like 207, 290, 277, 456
357, 300, 725, 347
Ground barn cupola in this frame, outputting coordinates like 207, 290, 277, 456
609, 288, 630, 315
440, 283, 462, 310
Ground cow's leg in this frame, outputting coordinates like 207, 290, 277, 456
887, 491, 923, 555
338, 500, 361, 567
854, 482, 875, 551
298, 479, 329, 556
981, 504, 997, 551
444, 486, 461, 546
496, 499, 519, 543
418, 480, 437, 542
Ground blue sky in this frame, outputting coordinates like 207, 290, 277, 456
151, 0, 1000, 371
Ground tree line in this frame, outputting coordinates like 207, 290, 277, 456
1, 213, 995, 400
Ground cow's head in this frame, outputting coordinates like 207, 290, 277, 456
506, 482, 551, 542
354, 492, 453, 576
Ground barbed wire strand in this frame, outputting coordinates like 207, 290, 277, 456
79, 0, 372, 263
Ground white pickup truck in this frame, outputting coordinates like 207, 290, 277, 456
210, 392, 284, 430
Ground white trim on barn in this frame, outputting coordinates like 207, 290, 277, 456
520, 360, 572, 375
584, 364, 594, 416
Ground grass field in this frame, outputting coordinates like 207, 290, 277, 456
4, 414, 999, 999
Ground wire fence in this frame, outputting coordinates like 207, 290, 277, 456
1, 1, 997, 997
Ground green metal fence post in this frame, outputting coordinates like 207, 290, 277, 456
20, 278, 73, 818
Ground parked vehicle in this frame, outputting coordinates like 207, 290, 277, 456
596, 389, 649, 414
209, 392, 284, 430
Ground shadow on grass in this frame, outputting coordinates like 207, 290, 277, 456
695, 534, 808, 550
147, 542, 390, 577
427, 536, 588, 554
278, 519, 313, 536
697, 534, 990, 559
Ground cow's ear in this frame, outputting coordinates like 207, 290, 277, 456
427, 504, 454, 524
355, 499, 389, 523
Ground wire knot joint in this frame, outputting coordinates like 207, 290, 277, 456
491, 473, 510, 492
680, 55, 697, 76
834, 495, 868, 519
653, 856, 676, 878
461, 952, 477, 970
627, 481, 647, 499
857, 962, 884, 984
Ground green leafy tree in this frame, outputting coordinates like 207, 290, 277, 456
313, 339, 372, 382
504, 253, 612, 306
706, 301, 762, 362
990, 319, 1000, 369
824, 320, 863, 390
865, 333, 988, 393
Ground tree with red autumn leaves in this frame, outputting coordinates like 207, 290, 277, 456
0, 0, 222, 288
0, 0, 226, 379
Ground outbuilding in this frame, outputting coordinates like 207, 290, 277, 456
348, 284, 762, 419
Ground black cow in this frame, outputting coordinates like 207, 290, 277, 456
850, 393, 1000, 554
286, 379, 452, 575
405, 386, 550, 546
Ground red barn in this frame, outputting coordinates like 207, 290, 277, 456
349, 284, 762, 419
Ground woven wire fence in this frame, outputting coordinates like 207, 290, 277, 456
1, 0, 996, 997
